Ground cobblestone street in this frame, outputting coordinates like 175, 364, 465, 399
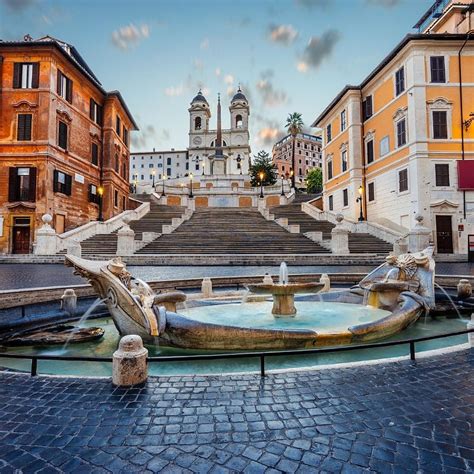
0, 350, 473, 473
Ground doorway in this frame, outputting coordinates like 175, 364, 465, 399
55, 214, 65, 234
12, 217, 31, 254
435, 215, 453, 254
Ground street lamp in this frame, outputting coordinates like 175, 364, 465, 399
97, 185, 104, 222
152, 169, 156, 188
189, 173, 194, 198
280, 174, 285, 196
259, 171, 265, 199
289, 169, 294, 189
356, 185, 364, 222
202, 161, 205, 176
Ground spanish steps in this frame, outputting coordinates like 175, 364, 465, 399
271, 194, 393, 254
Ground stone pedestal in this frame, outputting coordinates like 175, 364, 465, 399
263, 274, 273, 285
61, 289, 77, 317
407, 215, 432, 253
113, 335, 148, 386
272, 294, 296, 317
34, 214, 58, 255
393, 237, 408, 255
117, 224, 135, 256
331, 216, 350, 254
201, 277, 213, 298
66, 239, 81, 257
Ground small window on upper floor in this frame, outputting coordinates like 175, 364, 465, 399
343, 189, 348, 207
116, 116, 121, 137
340, 110, 346, 132
430, 56, 446, 83
435, 163, 450, 187
368, 182, 375, 202
89, 99, 103, 125
366, 139, 374, 164
327, 159, 333, 180
399, 168, 408, 193
396, 117, 407, 148
432, 111, 448, 139
57, 70, 73, 104
17, 114, 32, 141
326, 124, 332, 143
395, 67, 405, 96
341, 149, 348, 172
13, 62, 39, 89
328, 195, 333, 211
362, 95, 373, 121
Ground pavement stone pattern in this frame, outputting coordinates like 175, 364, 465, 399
0, 349, 473, 473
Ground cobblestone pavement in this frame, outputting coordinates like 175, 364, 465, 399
0, 350, 473, 473
0, 262, 472, 291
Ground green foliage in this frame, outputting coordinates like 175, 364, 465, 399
305, 167, 323, 194
249, 150, 278, 187
285, 112, 304, 136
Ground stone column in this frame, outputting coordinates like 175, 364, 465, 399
117, 220, 135, 256
407, 215, 432, 253
113, 335, 148, 386
331, 214, 350, 254
34, 214, 58, 255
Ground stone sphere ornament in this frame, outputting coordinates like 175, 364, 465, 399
42, 213, 53, 225
335, 214, 344, 224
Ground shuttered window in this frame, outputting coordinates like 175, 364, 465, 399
343, 189, 348, 207
91, 143, 99, 166
116, 116, 121, 136
114, 190, 119, 207
363, 96, 373, 120
327, 160, 333, 180
123, 127, 128, 146
366, 139, 374, 164
13, 62, 39, 89
53, 170, 72, 195
58, 121, 68, 150
328, 195, 333, 211
341, 150, 348, 172
17, 114, 32, 141
89, 99, 103, 125
326, 124, 332, 143
430, 56, 446, 83
435, 164, 450, 187
57, 70, 73, 103
396, 118, 407, 147
368, 182, 375, 202
432, 111, 448, 139
88, 184, 100, 204
395, 67, 405, 96
399, 169, 408, 192
8, 167, 37, 202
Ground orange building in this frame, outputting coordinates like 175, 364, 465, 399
312, 0, 474, 255
0, 36, 137, 254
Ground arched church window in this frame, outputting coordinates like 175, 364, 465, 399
210, 140, 227, 147
195, 117, 201, 130
236, 114, 243, 128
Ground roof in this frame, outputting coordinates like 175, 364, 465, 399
312, 33, 470, 127
191, 91, 209, 105
130, 149, 187, 156
0, 35, 138, 130
274, 132, 322, 148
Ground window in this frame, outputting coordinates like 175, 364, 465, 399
89, 99, 103, 125
327, 159, 333, 180
363, 95, 373, 120
430, 56, 446, 83
380, 136, 390, 157
167, 168, 171, 176
395, 67, 405, 96
399, 169, 408, 192
13, 62, 39, 89
115, 154, 119, 173
366, 139, 374, 164
195, 162, 200, 171
123, 127, 128, 146
343, 189, 348, 207
340, 110, 346, 131
116, 116, 121, 136
122, 163, 127, 178
435, 164, 450, 186
91, 143, 99, 166
17, 114, 32, 141
396, 118, 407, 147
167, 157, 172, 165
114, 190, 119, 207
432, 111, 447, 139
235, 114, 243, 128
341, 149, 348, 172
8, 167, 36, 202
58, 121, 68, 150
368, 182, 375, 202
88, 184, 100, 204
53, 170, 72, 195
195, 117, 202, 130
326, 124, 332, 143
57, 70, 73, 103
328, 195, 333, 211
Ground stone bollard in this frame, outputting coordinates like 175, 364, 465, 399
201, 277, 213, 298
117, 220, 135, 256
468, 314, 474, 348
113, 335, 148, 387
263, 273, 273, 285
331, 214, 349, 254
457, 279, 472, 300
34, 214, 58, 255
319, 274, 330, 292
61, 289, 77, 317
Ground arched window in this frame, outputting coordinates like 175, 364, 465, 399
210, 140, 227, 147
195, 117, 201, 130
235, 114, 243, 128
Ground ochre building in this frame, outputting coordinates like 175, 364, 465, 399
0, 36, 137, 254
312, 0, 474, 255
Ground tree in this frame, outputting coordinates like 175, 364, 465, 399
305, 167, 323, 194
249, 150, 278, 187
285, 112, 304, 190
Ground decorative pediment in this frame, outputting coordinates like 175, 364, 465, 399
89, 131, 101, 141
5, 202, 36, 210
12, 100, 38, 111
427, 97, 452, 109
393, 107, 408, 121
364, 129, 375, 141
430, 199, 458, 209
339, 141, 348, 151
56, 108, 72, 123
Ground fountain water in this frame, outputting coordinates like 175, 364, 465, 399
434, 282, 462, 320
279, 262, 289, 285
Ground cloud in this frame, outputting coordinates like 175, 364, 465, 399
258, 127, 281, 146
224, 74, 234, 85
200, 38, 209, 49
255, 70, 288, 107
300, 30, 340, 70
253, 114, 286, 147
1, 0, 35, 12
111, 23, 150, 51
165, 84, 185, 96
296, 61, 309, 73
366, 0, 401, 6
295, 0, 329, 8
131, 124, 157, 149
268, 24, 298, 45
193, 58, 204, 70
215, 67, 221, 77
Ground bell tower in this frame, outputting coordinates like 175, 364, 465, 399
188, 89, 211, 147
229, 86, 249, 131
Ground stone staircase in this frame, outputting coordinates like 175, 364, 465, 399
137, 207, 330, 255
79, 195, 185, 257
271, 195, 393, 255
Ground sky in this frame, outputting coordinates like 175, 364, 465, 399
0, 0, 434, 154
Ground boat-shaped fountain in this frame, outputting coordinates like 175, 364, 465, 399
64, 247, 436, 350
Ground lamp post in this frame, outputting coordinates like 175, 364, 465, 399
162, 175, 167, 196
280, 174, 285, 196
356, 185, 364, 222
202, 161, 205, 176
259, 171, 265, 199
189, 173, 194, 198
289, 169, 294, 190
97, 185, 104, 222
152, 169, 156, 189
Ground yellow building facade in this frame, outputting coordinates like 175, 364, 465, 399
313, 0, 473, 255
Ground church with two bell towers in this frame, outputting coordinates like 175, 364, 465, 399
188, 87, 251, 175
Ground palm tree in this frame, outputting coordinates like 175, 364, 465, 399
285, 112, 304, 190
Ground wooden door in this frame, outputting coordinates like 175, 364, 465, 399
436, 215, 453, 254
12, 226, 30, 254
55, 214, 65, 234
